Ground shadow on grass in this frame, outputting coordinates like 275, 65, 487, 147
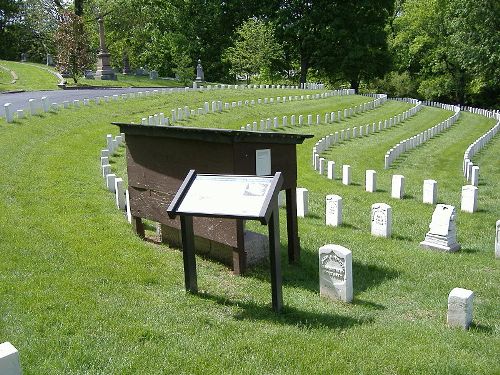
341, 222, 360, 230
197, 291, 372, 329
392, 233, 414, 242
248, 244, 400, 297
469, 322, 493, 334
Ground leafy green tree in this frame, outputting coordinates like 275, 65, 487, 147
388, 0, 499, 106
55, 11, 93, 83
223, 18, 283, 83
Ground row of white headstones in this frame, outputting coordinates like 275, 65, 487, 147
137, 89, 355, 127
312, 97, 420, 167
100, 133, 133, 226
318, 244, 476, 330
384, 103, 460, 168
2, 83, 343, 123
242, 94, 388, 132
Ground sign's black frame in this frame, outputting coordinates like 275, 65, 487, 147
167, 170, 284, 312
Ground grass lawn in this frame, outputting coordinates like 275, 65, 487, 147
65, 73, 198, 88
0, 90, 498, 374
0, 60, 60, 92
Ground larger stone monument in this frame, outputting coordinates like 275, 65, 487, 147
195, 59, 204, 82
94, 17, 116, 80
420, 204, 460, 252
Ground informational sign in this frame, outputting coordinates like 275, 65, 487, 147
255, 149, 271, 176
177, 175, 274, 218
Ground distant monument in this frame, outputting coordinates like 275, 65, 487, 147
122, 53, 131, 75
195, 59, 204, 82
46, 54, 54, 66
20, 53, 27, 62
94, 17, 116, 80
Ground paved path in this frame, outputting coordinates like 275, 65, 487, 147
1, 87, 166, 114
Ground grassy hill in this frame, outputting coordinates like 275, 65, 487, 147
0, 89, 498, 374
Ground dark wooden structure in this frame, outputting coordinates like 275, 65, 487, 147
112, 123, 312, 274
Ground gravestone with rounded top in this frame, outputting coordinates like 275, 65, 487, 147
319, 244, 353, 302
371, 203, 392, 238
420, 204, 460, 252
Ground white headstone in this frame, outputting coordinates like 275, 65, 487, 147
319, 158, 325, 175
461, 185, 478, 213
29, 98, 36, 115
125, 189, 132, 223
420, 204, 460, 252
100, 156, 109, 167
102, 164, 111, 178
115, 178, 126, 210
471, 166, 479, 187
342, 165, 351, 185
325, 195, 342, 227
423, 179, 437, 205
296, 188, 308, 217
4, 103, 13, 123
496, 220, 500, 258
319, 244, 353, 302
391, 175, 405, 199
106, 173, 116, 192
365, 170, 376, 192
371, 203, 392, 238
327, 161, 335, 180
0, 342, 22, 375
447, 288, 474, 329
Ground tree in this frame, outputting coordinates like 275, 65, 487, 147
55, 11, 93, 83
387, 0, 499, 106
223, 18, 283, 83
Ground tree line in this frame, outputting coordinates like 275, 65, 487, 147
0, 0, 498, 107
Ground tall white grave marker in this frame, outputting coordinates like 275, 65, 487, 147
319, 244, 353, 302
461, 185, 478, 213
496, 220, 500, 258
365, 170, 376, 192
325, 195, 342, 227
342, 165, 351, 185
423, 179, 437, 204
391, 175, 405, 199
371, 203, 392, 238
296, 188, 308, 217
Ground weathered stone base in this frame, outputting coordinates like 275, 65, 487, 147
95, 69, 116, 80
159, 224, 268, 270
420, 233, 461, 252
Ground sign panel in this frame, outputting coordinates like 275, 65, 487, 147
255, 149, 271, 176
177, 175, 273, 218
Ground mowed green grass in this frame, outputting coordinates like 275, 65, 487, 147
67, 74, 190, 88
0, 90, 498, 374
0, 60, 60, 92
